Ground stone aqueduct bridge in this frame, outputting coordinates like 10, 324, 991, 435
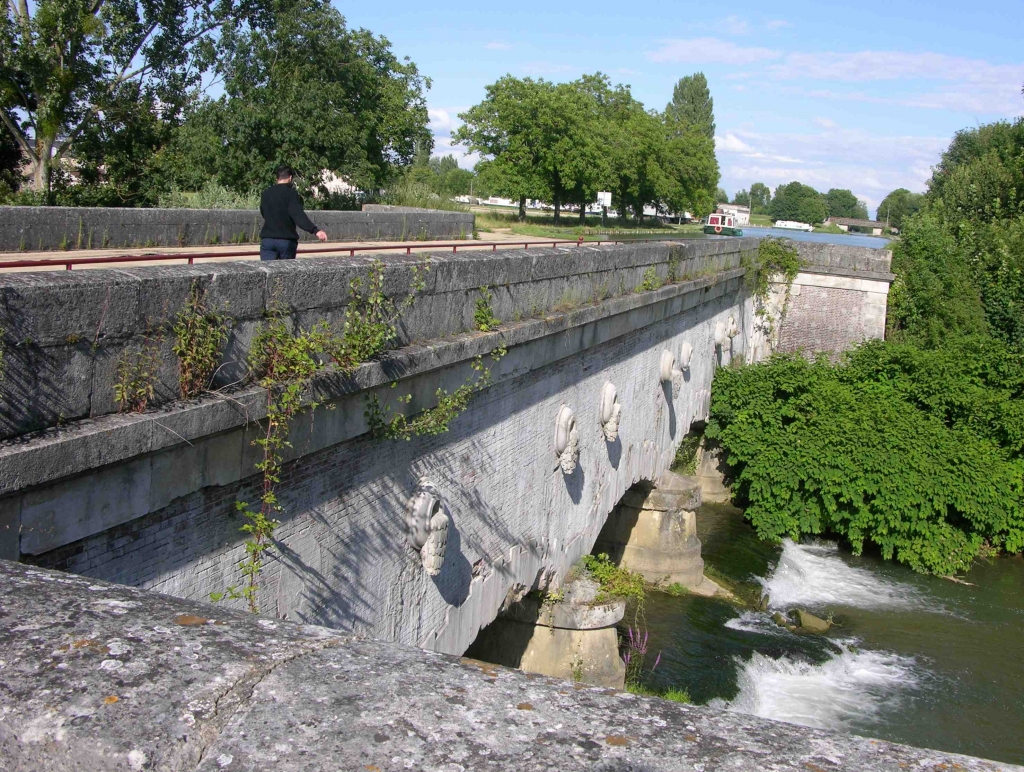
0, 238, 892, 659
5, 241, 1010, 771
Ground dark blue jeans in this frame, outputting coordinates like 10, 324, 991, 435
260, 238, 298, 261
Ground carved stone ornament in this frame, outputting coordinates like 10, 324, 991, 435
714, 321, 728, 348
660, 349, 683, 397
727, 315, 740, 339
599, 382, 622, 442
679, 341, 694, 370
554, 405, 580, 475
659, 350, 676, 383
405, 479, 449, 577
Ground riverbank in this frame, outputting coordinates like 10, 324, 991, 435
633, 503, 1024, 766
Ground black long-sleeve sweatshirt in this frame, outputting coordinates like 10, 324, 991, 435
259, 183, 321, 240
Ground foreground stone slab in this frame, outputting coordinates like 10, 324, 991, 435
0, 560, 1015, 772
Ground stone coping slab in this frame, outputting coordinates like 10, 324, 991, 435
0, 560, 1015, 772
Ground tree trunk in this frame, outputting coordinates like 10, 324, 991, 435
519, 196, 527, 222
554, 196, 561, 225
636, 203, 643, 225
32, 137, 53, 202
579, 201, 587, 225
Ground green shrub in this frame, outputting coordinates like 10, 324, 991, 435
706, 342, 1024, 575
581, 553, 646, 604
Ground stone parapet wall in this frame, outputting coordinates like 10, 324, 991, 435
0, 239, 748, 439
791, 240, 893, 275
0, 560, 1013, 772
0, 205, 474, 252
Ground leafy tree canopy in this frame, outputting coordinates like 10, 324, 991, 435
877, 188, 925, 229
732, 189, 750, 207
769, 181, 827, 224
824, 188, 868, 220
456, 72, 719, 222
160, 0, 430, 198
707, 340, 1024, 576
665, 72, 715, 141
0, 0, 276, 198
749, 182, 771, 213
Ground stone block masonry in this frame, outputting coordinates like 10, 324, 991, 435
0, 560, 1014, 772
0, 204, 474, 252
0, 238, 746, 439
776, 241, 894, 355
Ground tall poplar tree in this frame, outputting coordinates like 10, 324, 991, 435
665, 73, 715, 142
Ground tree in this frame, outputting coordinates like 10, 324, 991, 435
163, 0, 430, 198
0, 122, 22, 198
824, 188, 869, 220
578, 74, 663, 224
749, 182, 771, 213
659, 115, 718, 219
665, 72, 715, 141
769, 181, 827, 224
733, 189, 750, 207
715, 187, 729, 205
454, 76, 552, 220
0, 0, 274, 199
927, 119, 1024, 223
877, 188, 925, 230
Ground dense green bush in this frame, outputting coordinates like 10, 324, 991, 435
706, 342, 1024, 575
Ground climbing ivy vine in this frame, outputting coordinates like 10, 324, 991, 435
741, 237, 803, 349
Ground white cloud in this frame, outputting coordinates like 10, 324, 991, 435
485, 42, 512, 50
723, 15, 749, 35
813, 117, 838, 128
646, 38, 780, 65
648, 39, 1024, 117
428, 108, 456, 134
717, 127, 945, 215
766, 19, 792, 30
716, 133, 754, 153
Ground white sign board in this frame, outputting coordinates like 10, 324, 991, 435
597, 191, 612, 207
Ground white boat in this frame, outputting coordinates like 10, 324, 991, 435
773, 220, 814, 232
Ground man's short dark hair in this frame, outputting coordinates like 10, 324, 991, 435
274, 164, 294, 181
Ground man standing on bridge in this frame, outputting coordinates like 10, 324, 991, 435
259, 165, 328, 260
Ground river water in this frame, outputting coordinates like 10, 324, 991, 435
636, 503, 1024, 765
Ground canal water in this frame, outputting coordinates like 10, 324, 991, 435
597, 227, 891, 250
636, 503, 1024, 765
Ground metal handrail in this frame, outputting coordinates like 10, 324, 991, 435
0, 237, 607, 271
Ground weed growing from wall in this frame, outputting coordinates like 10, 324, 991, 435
172, 282, 228, 399
220, 314, 337, 612
216, 260, 431, 612
113, 335, 161, 413
581, 553, 646, 605
742, 237, 803, 349
332, 260, 429, 371
636, 267, 663, 293
473, 286, 500, 332
365, 346, 507, 441
671, 429, 703, 475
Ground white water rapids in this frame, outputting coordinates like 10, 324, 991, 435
715, 539, 928, 732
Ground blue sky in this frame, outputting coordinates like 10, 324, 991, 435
342, 1, 1024, 218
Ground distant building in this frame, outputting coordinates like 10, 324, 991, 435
717, 203, 750, 226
